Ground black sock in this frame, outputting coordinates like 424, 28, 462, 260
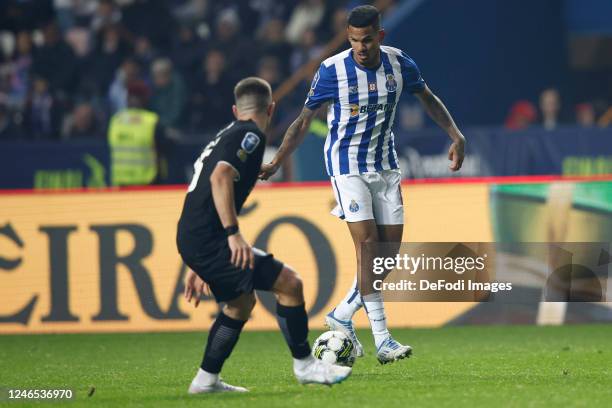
276, 303, 311, 359
201, 312, 246, 374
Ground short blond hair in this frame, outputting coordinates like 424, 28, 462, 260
233, 77, 272, 114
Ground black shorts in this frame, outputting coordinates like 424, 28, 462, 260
179, 237, 284, 303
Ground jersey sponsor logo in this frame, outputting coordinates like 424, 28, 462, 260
359, 102, 396, 114
368, 82, 377, 92
349, 200, 360, 213
241, 132, 260, 154
385, 74, 397, 92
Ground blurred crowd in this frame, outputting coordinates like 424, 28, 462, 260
0, 0, 376, 142
1, 0, 610, 145
504, 88, 612, 131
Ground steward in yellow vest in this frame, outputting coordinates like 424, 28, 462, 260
108, 81, 164, 186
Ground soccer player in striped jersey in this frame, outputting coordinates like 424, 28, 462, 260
260, 5, 466, 364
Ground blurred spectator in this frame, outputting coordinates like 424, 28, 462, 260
313, 1, 348, 43
23, 76, 61, 139
172, 0, 209, 25
90, 0, 122, 34
0, 0, 54, 32
62, 102, 103, 139
54, 0, 98, 31
539, 88, 561, 130
249, 0, 292, 31
32, 21, 77, 95
257, 55, 283, 90
505, 100, 538, 130
133, 36, 158, 73
108, 57, 143, 114
150, 58, 186, 129
290, 28, 323, 73
2, 31, 34, 109
170, 25, 206, 83
121, 0, 175, 50
258, 19, 293, 74
0, 98, 21, 140
285, 0, 325, 45
213, 8, 255, 77
88, 24, 131, 94
575, 103, 596, 128
188, 49, 235, 133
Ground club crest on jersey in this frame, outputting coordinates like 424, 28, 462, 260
368, 82, 377, 92
348, 85, 359, 95
349, 200, 360, 213
349, 104, 360, 117
241, 132, 260, 154
386, 74, 397, 92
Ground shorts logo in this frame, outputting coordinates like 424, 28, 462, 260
349, 104, 360, 117
386, 74, 397, 92
241, 132, 260, 154
368, 82, 377, 92
348, 85, 359, 95
349, 200, 360, 213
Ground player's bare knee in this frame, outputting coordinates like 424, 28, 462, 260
289, 273, 304, 298
224, 294, 256, 320
273, 266, 304, 303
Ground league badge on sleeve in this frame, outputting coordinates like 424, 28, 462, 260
241, 132, 260, 154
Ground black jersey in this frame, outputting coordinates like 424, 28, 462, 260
177, 120, 266, 255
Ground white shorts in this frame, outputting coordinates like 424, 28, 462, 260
330, 169, 404, 224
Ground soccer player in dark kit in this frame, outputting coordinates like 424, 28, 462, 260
176, 77, 352, 394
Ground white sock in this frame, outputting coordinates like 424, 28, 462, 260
333, 277, 363, 321
193, 368, 219, 386
293, 354, 315, 373
362, 292, 389, 348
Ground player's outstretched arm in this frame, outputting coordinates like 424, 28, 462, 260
259, 106, 318, 180
210, 162, 254, 270
415, 85, 466, 171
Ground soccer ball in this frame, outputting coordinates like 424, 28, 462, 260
312, 330, 356, 367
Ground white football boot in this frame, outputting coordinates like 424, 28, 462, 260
376, 337, 412, 365
294, 358, 352, 385
188, 378, 248, 394
325, 310, 364, 357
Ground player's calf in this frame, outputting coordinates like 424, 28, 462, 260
189, 293, 254, 394
272, 266, 353, 385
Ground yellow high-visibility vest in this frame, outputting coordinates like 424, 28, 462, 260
108, 109, 159, 186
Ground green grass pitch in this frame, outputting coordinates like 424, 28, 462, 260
1, 325, 611, 407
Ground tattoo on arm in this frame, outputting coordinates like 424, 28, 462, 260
419, 88, 454, 130
275, 107, 317, 163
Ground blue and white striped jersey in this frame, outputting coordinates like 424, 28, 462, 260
305, 46, 425, 176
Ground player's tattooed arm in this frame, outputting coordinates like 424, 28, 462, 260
415, 85, 466, 171
259, 106, 317, 180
